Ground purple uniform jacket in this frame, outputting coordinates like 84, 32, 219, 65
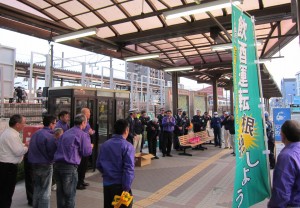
162, 116, 176, 132
96, 134, 135, 192
83, 121, 91, 133
54, 126, 92, 165
55, 120, 69, 133
268, 142, 300, 208
28, 127, 56, 164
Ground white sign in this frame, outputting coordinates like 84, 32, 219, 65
0, 45, 16, 98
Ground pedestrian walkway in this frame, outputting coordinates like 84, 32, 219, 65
12, 145, 270, 208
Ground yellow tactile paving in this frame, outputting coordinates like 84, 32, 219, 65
133, 149, 230, 207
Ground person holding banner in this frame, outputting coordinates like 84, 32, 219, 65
268, 120, 300, 208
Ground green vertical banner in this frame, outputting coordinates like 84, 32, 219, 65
232, 5, 271, 208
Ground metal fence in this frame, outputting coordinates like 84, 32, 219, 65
0, 103, 44, 124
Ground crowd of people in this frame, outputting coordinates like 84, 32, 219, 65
9, 86, 43, 104
0, 107, 299, 208
124, 108, 237, 157
0, 108, 93, 208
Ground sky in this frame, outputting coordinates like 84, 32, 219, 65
264, 37, 300, 86
0, 28, 299, 90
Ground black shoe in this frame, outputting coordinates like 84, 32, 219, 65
28, 201, 33, 207
166, 154, 173, 157
231, 152, 235, 154
154, 156, 159, 159
219, 146, 221, 148
233, 153, 236, 156
76, 184, 86, 190
82, 182, 89, 186
162, 154, 166, 157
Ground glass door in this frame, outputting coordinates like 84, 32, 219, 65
74, 98, 96, 169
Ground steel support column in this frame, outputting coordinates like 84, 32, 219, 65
230, 86, 234, 114
172, 72, 179, 114
50, 44, 53, 87
212, 78, 218, 112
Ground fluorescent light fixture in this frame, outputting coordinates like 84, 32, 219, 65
163, 0, 241, 20
211, 43, 233, 51
53, 28, 98, 42
255, 59, 271, 64
224, 76, 230, 80
164, 66, 194, 72
255, 56, 285, 64
211, 40, 263, 51
124, 53, 160, 62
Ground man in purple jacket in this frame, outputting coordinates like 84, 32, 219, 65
55, 111, 70, 133
162, 110, 176, 157
97, 119, 135, 208
54, 114, 92, 208
268, 120, 300, 208
28, 114, 57, 208
77, 108, 95, 190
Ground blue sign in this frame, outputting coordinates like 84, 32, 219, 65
293, 96, 300, 104
273, 108, 291, 141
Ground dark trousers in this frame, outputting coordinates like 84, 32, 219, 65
158, 128, 163, 150
268, 139, 275, 168
24, 154, 33, 205
147, 134, 158, 156
77, 156, 88, 185
213, 127, 221, 147
54, 163, 78, 208
0, 162, 18, 208
103, 184, 132, 208
162, 131, 173, 155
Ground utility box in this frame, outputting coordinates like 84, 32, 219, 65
134, 153, 154, 167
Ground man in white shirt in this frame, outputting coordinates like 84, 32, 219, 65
0, 114, 28, 208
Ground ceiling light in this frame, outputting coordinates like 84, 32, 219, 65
211, 43, 233, 51
211, 40, 263, 51
164, 66, 194, 72
124, 53, 160, 62
224, 76, 231, 80
163, 0, 241, 20
255, 56, 285, 64
255, 59, 271, 64
53, 28, 98, 42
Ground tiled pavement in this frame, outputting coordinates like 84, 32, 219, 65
12, 145, 271, 208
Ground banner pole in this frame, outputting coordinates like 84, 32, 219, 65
252, 16, 272, 192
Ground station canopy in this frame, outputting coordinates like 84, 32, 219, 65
0, 0, 296, 98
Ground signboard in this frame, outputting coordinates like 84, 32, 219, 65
293, 96, 300, 104
273, 108, 291, 141
0, 45, 16, 98
232, 5, 270, 208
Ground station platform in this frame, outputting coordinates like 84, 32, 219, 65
12, 145, 270, 208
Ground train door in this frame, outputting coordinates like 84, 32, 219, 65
97, 98, 115, 145
74, 98, 97, 169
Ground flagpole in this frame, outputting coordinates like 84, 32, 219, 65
252, 16, 272, 193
